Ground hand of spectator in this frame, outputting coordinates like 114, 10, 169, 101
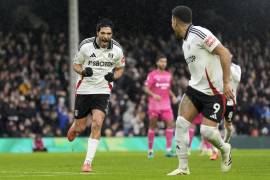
82, 67, 93, 77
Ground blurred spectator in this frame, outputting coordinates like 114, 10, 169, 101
33, 134, 47, 152
56, 97, 69, 134
1, 20, 270, 138
0, 30, 69, 137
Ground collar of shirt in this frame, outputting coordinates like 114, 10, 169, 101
184, 24, 193, 41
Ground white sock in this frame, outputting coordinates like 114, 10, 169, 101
175, 116, 191, 169
84, 138, 99, 165
200, 124, 226, 153
224, 126, 232, 143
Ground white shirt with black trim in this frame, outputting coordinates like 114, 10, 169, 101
73, 37, 125, 94
182, 24, 223, 95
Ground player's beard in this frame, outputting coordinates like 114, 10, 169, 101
100, 39, 110, 48
97, 37, 110, 48
174, 30, 182, 39
158, 66, 165, 71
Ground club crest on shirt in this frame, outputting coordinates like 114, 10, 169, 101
108, 53, 114, 59
185, 55, 196, 64
205, 36, 216, 47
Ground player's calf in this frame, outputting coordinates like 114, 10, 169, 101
200, 124, 232, 172
221, 143, 232, 172
174, 116, 191, 169
90, 123, 102, 139
224, 122, 233, 143
90, 112, 105, 139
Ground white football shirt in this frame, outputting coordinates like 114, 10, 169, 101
73, 37, 125, 94
182, 25, 223, 95
227, 63, 241, 106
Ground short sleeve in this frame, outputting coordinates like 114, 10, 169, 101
231, 64, 241, 82
169, 73, 173, 88
114, 49, 125, 68
202, 30, 220, 52
144, 73, 154, 88
73, 49, 85, 64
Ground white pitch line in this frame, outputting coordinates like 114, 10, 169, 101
0, 171, 99, 178
0, 171, 95, 176
0, 170, 152, 176
0, 171, 80, 174
1, 174, 56, 178
0, 172, 96, 174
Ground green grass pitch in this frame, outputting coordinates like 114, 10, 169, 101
0, 150, 269, 180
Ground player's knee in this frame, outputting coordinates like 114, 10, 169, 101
200, 124, 215, 139
149, 121, 157, 129
200, 125, 207, 137
176, 116, 191, 129
92, 118, 103, 131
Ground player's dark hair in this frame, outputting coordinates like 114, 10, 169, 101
156, 54, 167, 62
172, 5, 192, 23
96, 18, 114, 32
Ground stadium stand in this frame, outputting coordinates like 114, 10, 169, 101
0, 0, 270, 137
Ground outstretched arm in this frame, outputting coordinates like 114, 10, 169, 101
212, 44, 234, 99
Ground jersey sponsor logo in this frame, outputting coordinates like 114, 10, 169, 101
155, 82, 170, 89
205, 36, 216, 47
185, 55, 196, 64
88, 60, 114, 67
90, 53, 96, 58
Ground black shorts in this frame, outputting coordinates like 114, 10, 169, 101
74, 94, 110, 119
224, 105, 235, 122
185, 86, 226, 123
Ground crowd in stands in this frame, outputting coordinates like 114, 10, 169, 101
0, 29, 270, 138
0, 31, 71, 137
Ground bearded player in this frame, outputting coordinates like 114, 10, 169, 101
144, 54, 178, 158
